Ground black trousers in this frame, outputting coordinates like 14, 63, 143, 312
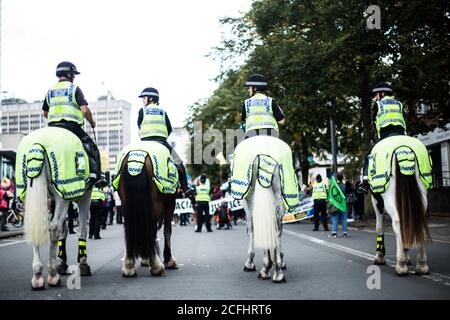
89, 202, 104, 237
362, 126, 406, 177
313, 199, 328, 230
49, 121, 101, 177
141, 137, 190, 191
116, 206, 123, 224
196, 202, 211, 231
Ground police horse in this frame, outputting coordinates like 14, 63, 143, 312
231, 135, 300, 283
114, 142, 178, 277
16, 127, 93, 290
369, 135, 433, 276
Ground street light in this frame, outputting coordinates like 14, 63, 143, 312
328, 100, 338, 174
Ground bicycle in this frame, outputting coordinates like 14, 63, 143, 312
0, 208, 24, 229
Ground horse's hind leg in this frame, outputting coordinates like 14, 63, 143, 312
163, 207, 178, 269
392, 218, 409, 276
243, 200, 256, 272
122, 250, 137, 277
415, 245, 429, 275
76, 190, 92, 276
372, 195, 386, 265
47, 198, 68, 287
272, 231, 286, 283
31, 246, 45, 290
258, 250, 272, 280
149, 249, 165, 276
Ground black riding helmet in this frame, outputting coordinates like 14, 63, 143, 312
245, 74, 268, 90
56, 61, 80, 78
372, 82, 393, 94
139, 87, 159, 103
316, 174, 322, 183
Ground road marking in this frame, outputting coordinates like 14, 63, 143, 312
0, 240, 26, 247
284, 229, 450, 286
348, 227, 450, 245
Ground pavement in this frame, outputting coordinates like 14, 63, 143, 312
0, 216, 449, 300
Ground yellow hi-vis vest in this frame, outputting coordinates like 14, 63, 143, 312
91, 187, 106, 201
46, 81, 84, 125
375, 96, 406, 138
195, 184, 211, 202
245, 93, 279, 133
139, 103, 169, 139
312, 182, 327, 200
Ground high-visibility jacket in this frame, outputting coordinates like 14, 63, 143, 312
195, 184, 211, 202
139, 103, 169, 139
375, 96, 406, 138
46, 81, 84, 125
312, 182, 327, 200
91, 187, 106, 201
244, 93, 278, 133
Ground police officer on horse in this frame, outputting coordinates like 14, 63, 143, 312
242, 74, 286, 138
42, 61, 106, 187
359, 82, 407, 194
137, 87, 195, 201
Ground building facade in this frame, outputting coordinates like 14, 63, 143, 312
0, 98, 131, 172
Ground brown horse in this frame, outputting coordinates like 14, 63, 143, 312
118, 154, 177, 277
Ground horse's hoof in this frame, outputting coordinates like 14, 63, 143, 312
79, 263, 92, 276
122, 270, 137, 277
31, 276, 45, 290
394, 267, 409, 277
57, 263, 69, 275
258, 272, 270, 280
47, 276, 61, 287
273, 276, 286, 283
373, 259, 386, 266
31, 284, 45, 291
165, 262, 178, 270
243, 265, 256, 272
140, 259, 149, 267
151, 268, 165, 277
415, 265, 429, 275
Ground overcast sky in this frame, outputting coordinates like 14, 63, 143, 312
0, 0, 252, 137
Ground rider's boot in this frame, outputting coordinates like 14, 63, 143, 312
357, 159, 370, 195
176, 163, 196, 203
81, 138, 107, 188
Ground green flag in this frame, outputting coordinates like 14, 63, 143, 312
327, 175, 347, 212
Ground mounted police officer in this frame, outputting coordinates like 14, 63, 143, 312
312, 174, 329, 232
242, 74, 286, 138
359, 82, 407, 194
137, 87, 195, 201
194, 174, 212, 232
42, 61, 105, 187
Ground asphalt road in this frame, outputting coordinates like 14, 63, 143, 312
0, 219, 449, 300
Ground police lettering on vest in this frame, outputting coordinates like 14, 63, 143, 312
139, 103, 169, 139
195, 184, 211, 202
46, 81, 84, 125
312, 182, 327, 200
375, 96, 406, 138
245, 92, 278, 133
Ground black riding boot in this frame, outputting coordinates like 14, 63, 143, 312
81, 137, 106, 187
176, 162, 196, 202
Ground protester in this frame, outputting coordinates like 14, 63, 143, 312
354, 181, 365, 220
0, 177, 14, 232
328, 173, 348, 238
215, 199, 233, 230
345, 181, 356, 220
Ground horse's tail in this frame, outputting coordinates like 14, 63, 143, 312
122, 157, 156, 259
24, 163, 49, 246
252, 179, 278, 250
395, 159, 431, 249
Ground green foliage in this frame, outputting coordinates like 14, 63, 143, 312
186, 0, 449, 183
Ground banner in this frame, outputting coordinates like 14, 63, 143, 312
282, 197, 314, 224
174, 197, 243, 215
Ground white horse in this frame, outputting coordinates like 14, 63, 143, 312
371, 155, 431, 276
242, 158, 287, 283
23, 154, 92, 290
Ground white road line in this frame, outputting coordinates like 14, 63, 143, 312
284, 229, 450, 286
0, 240, 26, 247
348, 227, 450, 245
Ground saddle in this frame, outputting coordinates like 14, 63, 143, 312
15, 127, 89, 201
230, 135, 300, 212
112, 141, 178, 194
368, 135, 433, 193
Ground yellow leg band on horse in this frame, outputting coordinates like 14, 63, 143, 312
79, 241, 87, 246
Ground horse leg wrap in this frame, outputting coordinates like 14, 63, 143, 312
376, 235, 385, 255
57, 239, 67, 261
77, 239, 87, 263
